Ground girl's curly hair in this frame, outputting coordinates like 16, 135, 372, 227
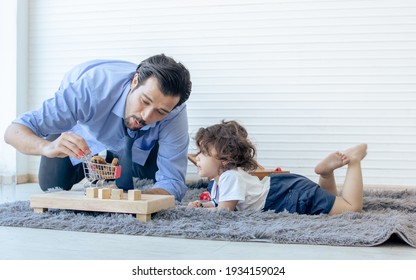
195, 120, 260, 173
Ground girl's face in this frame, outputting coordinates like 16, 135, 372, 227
195, 148, 223, 180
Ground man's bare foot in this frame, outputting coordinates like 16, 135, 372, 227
314, 151, 350, 176
344, 143, 367, 163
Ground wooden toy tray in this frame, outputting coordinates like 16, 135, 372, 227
30, 191, 175, 222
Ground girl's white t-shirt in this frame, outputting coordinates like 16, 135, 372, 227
210, 168, 271, 211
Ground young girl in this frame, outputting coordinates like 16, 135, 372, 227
188, 120, 367, 215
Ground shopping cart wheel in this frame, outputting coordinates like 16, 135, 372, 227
96, 179, 105, 188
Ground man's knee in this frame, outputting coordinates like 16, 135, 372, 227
38, 155, 84, 191
38, 170, 75, 191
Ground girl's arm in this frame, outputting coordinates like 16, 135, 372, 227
188, 200, 238, 211
217, 200, 238, 211
188, 200, 215, 208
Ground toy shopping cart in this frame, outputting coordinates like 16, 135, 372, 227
78, 151, 122, 189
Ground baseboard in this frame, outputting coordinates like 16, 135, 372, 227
13, 174, 203, 185
13, 174, 38, 184
0, 174, 16, 185
12, 174, 200, 185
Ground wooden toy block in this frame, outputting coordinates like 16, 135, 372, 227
128, 190, 142, 201
188, 153, 290, 180
98, 188, 111, 199
86, 187, 98, 198
249, 169, 290, 180
30, 191, 175, 222
111, 189, 123, 200
187, 153, 197, 165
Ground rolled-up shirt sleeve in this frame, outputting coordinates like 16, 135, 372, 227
13, 77, 94, 137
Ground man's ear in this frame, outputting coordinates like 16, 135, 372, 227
130, 73, 139, 90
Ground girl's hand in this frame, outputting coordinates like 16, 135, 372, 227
188, 200, 202, 208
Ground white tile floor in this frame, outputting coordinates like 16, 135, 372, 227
0, 183, 415, 260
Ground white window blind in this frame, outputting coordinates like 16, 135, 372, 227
26, 0, 416, 187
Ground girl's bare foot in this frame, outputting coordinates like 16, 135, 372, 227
344, 143, 367, 163
314, 151, 350, 176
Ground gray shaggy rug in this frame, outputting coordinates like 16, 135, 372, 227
0, 181, 415, 248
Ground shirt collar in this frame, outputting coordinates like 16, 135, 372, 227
112, 82, 130, 118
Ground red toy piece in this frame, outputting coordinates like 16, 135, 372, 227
199, 191, 211, 201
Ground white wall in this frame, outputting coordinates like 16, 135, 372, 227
0, 0, 29, 182
19, 0, 416, 186
0, 0, 18, 179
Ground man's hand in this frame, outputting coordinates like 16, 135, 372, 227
43, 132, 91, 159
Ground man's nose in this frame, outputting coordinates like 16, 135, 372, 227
141, 108, 152, 122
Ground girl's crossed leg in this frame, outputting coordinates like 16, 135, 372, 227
314, 144, 368, 215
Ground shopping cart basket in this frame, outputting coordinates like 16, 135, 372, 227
78, 151, 122, 189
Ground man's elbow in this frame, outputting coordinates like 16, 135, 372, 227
4, 123, 28, 148
4, 124, 15, 145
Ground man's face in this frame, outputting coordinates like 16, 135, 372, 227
124, 76, 180, 131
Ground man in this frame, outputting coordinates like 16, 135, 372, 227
4, 54, 192, 201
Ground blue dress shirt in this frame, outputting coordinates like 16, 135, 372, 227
14, 60, 189, 201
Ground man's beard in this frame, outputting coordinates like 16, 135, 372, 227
124, 115, 146, 131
